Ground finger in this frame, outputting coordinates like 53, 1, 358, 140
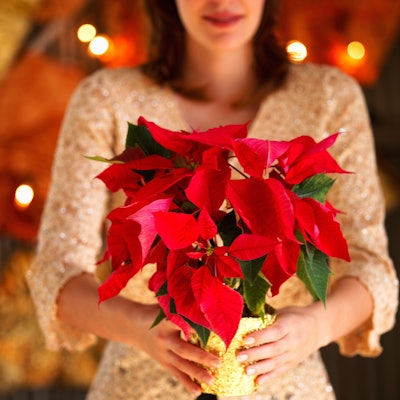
243, 319, 288, 347
238, 339, 288, 364
255, 360, 292, 387
169, 365, 203, 397
244, 352, 289, 378
167, 349, 215, 387
169, 336, 221, 369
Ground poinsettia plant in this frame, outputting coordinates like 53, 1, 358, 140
89, 116, 350, 349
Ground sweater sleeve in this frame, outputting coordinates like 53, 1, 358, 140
26, 70, 116, 351
323, 67, 398, 357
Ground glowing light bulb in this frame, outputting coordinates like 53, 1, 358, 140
286, 40, 308, 62
347, 41, 365, 60
88, 35, 111, 56
15, 184, 34, 208
77, 24, 97, 43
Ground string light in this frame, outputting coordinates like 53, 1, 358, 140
77, 23, 97, 43
88, 35, 112, 57
14, 184, 34, 208
347, 41, 366, 60
286, 40, 308, 62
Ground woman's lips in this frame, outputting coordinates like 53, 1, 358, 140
203, 12, 242, 28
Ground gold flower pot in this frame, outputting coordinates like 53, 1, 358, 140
191, 311, 276, 397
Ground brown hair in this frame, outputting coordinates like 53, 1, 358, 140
140, 0, 289, 99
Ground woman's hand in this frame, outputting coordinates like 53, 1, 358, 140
134, 304, 221, 397
57, 274, 221, 397
235, 277, 373, 388
236, 306, 324, 386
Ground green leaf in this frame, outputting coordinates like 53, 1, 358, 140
185, 319, 211, 348
239, 255, 266, 284
297, 250, 317, 300
180, 201, 197, 213
296, 244, 332, 305
126, 123, 173, 158
292, 174, 335, 203
295, 230, 305, 243
163, 299, 211, 346
155, 281, 168, 297
217, 211, 242, 246
150, 307, 166, 329
169, 298, 177, 314
84, 155, 124, 164
243, 273, 271, 317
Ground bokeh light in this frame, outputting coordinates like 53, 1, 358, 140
88, 35, 111, 56
14, 184, 34, 208
286, 40, 308, 62
77, 24, 97, 43
347, 41, 366, 60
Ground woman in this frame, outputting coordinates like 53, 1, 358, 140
27, 1, 398, 399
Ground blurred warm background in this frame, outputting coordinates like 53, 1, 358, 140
0, 0, 399, 399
